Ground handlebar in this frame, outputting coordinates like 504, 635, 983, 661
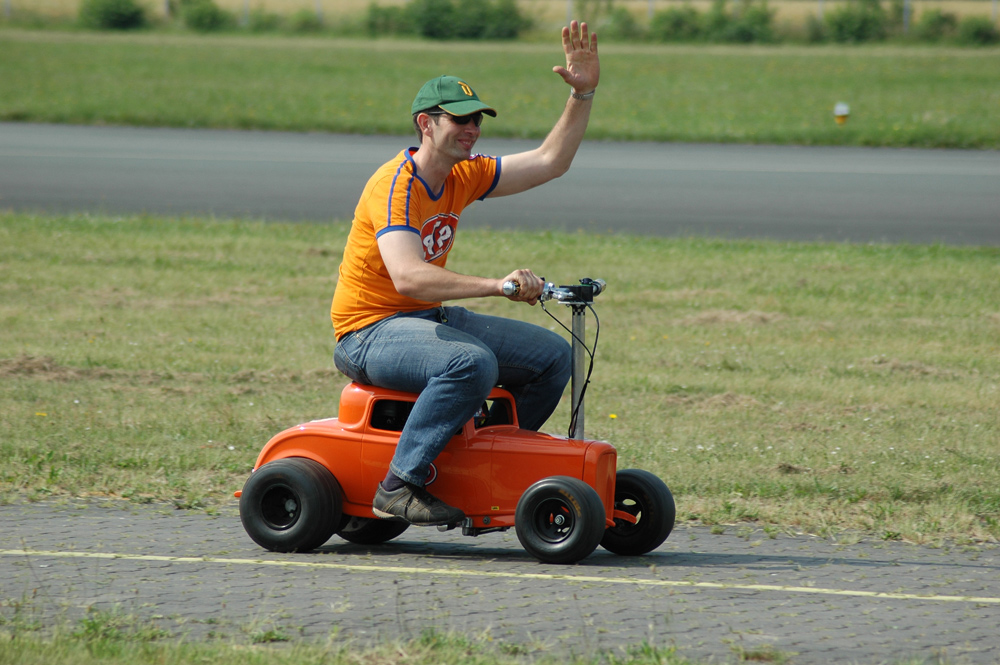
502, 277, 606, 304
541, 278, 606, 303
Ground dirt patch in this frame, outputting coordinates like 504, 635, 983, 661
860, 355, 960, 379
632, 288, 727, 302
656, 391, 763, 411
777, 462, 855, 476
679, 310, 784, 326
697, 392, 763, 411
777, 462, 811, 475
0, 355, 87, 381
227, 367, 347, 396
659, 394, 694, 407
305, 247, 341, 259
227, 368, 342, 384
1, 356, 344, 388
0, 354, 168, 385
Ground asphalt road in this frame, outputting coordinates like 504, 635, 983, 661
3, 122, 999, 245
2, 501, 998, 663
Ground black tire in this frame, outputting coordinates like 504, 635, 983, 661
600, 469, 675, 556
336, 515, 410, 545
515, 476, 606, 564
239, 458, 342, 553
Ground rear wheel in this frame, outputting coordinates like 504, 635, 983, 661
239, 458, 342, 553
515, 476, 606, 564
600, 469, 675, 556
336, 515, 409, 545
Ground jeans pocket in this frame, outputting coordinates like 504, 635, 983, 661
334, 333, 371, 385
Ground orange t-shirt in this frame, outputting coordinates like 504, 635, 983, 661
331, 148, 501, 339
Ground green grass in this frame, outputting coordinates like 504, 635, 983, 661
1, 30, 999, 147
2, 212, 998, 544
0, 609, 696, 665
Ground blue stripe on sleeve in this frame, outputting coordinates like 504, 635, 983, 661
404, 172, 415, 227
376, 225, 420, 239
479, 156, 501, 200
385, 159, 416, 230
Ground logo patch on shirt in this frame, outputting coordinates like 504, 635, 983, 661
421, 213, 458, 262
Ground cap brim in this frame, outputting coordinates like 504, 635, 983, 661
439, 99, 497, 118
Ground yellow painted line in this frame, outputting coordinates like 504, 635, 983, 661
2, 549, 998, 605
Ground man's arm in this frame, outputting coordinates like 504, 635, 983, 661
378, 231, 546, 304
487, 20, 599, 199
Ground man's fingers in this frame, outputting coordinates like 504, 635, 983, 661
555, 22, 598, 91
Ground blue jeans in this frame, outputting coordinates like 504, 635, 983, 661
334, 306, 572, 486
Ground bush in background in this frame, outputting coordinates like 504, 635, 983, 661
650, 5, 702, 41
825, 0, 888, 42
248, 8, 282, 32
711, 0, 776, 43
804, 14, 828, 42
914, 8, 957, 42
367, 0, 529, 40
366, 2, 416, 36
181, 0, 235, 33
411, 0, 456, 38
601, 6, 643, 40
288, 8, 323, 33
454, 0, 491, 38
649, 0, 774, 43
482, 0, 532, 39
956, 16, 1000, 45
78, 0, 146, 30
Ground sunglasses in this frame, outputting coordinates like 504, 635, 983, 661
426, 111, 484, 127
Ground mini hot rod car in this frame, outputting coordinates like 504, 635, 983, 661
238, 280, 675, 564
237, 381, 675, 564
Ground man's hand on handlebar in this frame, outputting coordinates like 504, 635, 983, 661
500, 269, 545, 305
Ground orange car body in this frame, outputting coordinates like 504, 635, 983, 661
249, 382, 619, 531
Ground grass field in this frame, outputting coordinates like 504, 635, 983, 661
2, 212, 998, 544
0, 610, 695, 665
0, 623, 697, 665
2, 29, 1000, 148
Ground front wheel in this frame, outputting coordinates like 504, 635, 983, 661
600, 469, 675, 556
239, 458, 342, 553
515, 476, 606, 564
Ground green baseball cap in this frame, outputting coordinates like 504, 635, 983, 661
411, 75, 497, 118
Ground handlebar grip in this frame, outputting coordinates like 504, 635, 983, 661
502, 280, 520, 297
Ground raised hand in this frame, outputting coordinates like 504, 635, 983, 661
552, 20, 600, 95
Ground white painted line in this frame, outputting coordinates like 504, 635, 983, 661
3, 549, 998, 605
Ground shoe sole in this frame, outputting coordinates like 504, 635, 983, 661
372, 506, 463, 527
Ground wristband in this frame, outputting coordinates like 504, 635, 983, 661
571, 89, 596, 101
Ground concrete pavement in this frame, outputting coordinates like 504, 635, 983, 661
2, 500, 998, 663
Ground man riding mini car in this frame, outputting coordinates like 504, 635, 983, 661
330, 21, 601, 528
